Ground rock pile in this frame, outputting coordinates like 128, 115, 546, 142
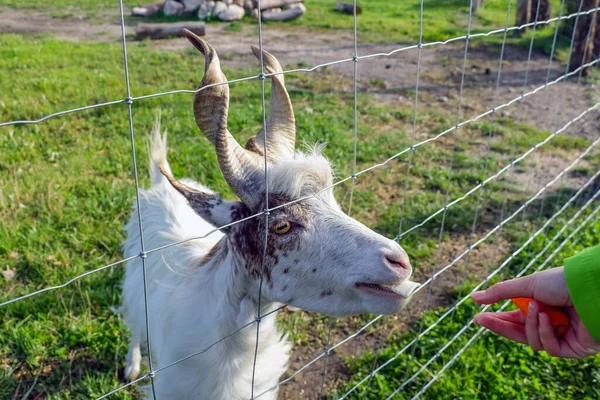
132, 0, 306, 21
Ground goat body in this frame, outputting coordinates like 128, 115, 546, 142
119, 33, 417, 399
120, 131, 289, 399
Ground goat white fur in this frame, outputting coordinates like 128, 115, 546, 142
121, 128, 289, 399
118, 33, 418, 399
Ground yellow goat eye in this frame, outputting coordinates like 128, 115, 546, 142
273, 221, 292, 234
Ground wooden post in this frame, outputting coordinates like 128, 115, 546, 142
471, 0, 487, 12
135, 22, 205, 40
516, 0, 532, 33
594, 11, 600, 60
531, 0, 552, 22
568, 0, 600, 74
262, 4, 306, 20
516, 0, 553, 35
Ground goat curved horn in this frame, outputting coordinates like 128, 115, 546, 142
184, 29, 264, 208
245, 46, 296, 161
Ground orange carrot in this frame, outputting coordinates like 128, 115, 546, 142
511, 297, 569, 336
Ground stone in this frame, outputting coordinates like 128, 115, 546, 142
163, 0, 185, 16
250, 7, 259, 18
259, 0, 302, 9
2, 267, 15, 282
244, 0, 255, 10
218, 3, 245, 20
132, 2, 163, 16
233, 0, 244, 6
198, 0, 215, 19
223, 0, 233, 4
132, 7, 149, 16
334, 1, 361, 14
212, 1, 227, 16
182, 0, 203, 12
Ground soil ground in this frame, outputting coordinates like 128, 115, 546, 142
2, 8, 598, 399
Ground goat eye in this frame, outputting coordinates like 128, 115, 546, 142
272, 221, 292, 234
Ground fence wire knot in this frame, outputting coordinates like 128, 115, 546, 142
125, 96, 133, 105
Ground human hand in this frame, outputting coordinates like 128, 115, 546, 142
472, 267, 600, 358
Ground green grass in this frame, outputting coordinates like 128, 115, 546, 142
336, 209, 600, 399
0, 32, 598, 399
280, 0, 567, 46
2, 0, 573, 56
0, 0, 139, 11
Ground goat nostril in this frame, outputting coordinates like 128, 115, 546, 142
385, 255, 411, 270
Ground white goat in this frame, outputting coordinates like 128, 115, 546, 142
119, 30, 418, 400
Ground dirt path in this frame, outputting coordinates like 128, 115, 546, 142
2, 8, 598, 399
2, 7, 596, 137
0, 8, 125, 41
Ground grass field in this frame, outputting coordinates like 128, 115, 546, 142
1, 0, 600, 398
2, 0, 574, 53
336, 214, 600, 399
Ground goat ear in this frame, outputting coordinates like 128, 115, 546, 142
159, 165, 244, 232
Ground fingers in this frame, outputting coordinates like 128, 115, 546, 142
476, 307, 574, 356
472, 275, 536, 304
474, 312, 528, 344
485, 310, 526, 324
475, 304, 584, 358
525, 302, 543, 351
539, 312, 565, 357
472, 267, 571, 307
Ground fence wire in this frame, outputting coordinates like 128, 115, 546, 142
340, 164, 600, 399
4, 57, 599, 311
295, 113, 600, 400
410, 197, 600, 399
1, 0, 599, 399
250, 1, 271, 397
118, 0, 157, 396
2, 6, 600, 130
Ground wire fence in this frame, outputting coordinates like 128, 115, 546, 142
1, 0, 599, 399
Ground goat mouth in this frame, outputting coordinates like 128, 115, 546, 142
355, 281, 419, 299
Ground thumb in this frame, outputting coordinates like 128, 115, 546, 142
472, 275, 536, 304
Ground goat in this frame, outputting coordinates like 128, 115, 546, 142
118, 30, 419, 400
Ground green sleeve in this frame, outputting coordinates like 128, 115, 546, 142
564, 244, 600, 343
